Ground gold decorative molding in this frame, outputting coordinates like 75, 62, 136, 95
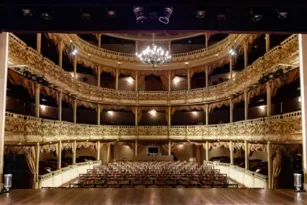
8, 34, 299, 106
5, 111, 302, 144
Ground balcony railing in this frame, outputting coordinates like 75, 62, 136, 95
5, 111, 302, 143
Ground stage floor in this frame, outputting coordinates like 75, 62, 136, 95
0, 188, 306, 205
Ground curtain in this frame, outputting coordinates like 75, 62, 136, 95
24, 146, 36, 189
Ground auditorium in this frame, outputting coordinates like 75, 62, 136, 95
0, 1, 307, 204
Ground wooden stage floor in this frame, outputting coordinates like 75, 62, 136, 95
0, 188, 306, 205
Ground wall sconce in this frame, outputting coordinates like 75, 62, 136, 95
298, 96, 302, 102
192, 111, 198, 115
127, 77, 134, 84
173, 77, 180, 84
107, 111, 114, 115
40, 105, 46, 111
259, 105, 265, 111
148, 109, 157, 116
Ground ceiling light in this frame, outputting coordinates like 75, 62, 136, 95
159, 6, 173, 24
250, 10, 263, 22
229, 49, 236, 56
21, 9, 32, 17
72, 49, 78, 56
276, 9, 288, 20
259, 105, 265, 111
196, 9, 206, 19
134, 6, 147, 23
127, 77, 134, 84
107, 111, 114, 115
148, 109, 157, 116
298, 97, 302, 102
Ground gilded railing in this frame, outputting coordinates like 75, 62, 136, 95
5, 111, 301, 143
8, 34, 299, 106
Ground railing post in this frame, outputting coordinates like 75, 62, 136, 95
244, 140, 249, 170
57, 141, 62, 169
58, 91, 62, 121
72, 140, 77, 164
205, 141, 209, 161
267, 141, 272, 189
266, 82, 272, 116
244, 90, 249, 120
265, 34, 270, 52
229, 141, 234, 165
36, 33, 41, 53
244, 41, 248, 68
73, 55, 77, 79
59, 41, 63, 68
96, 141, 100, 161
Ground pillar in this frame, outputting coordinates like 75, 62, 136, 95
115, 68, 119, 90
72, 140, 77, 164
98, 34, 102, 48
187, 68, 191, 90
229, 141, 234, 165
244, 91, 249, 120
35, 83, 40, 118
97, 66, 101, 87
73, 99, 77, 123
35, 142, 40, 189
57, 141, 62, 169
244, 41, 248, 68
266, 82, 272, 116
205, 66, 209, 87
168, 41, 171, 53
0, 33, 8, 192
58, 41, 63, 68
205, 141, 209, 161
36, 33, 41, 53
135, 41, 138, 53
205, 105, 209, 126
58, 92, 62, 121
168, 140, 171, 156
265, 34, 270, 52
244, 140, 249, 170
205, 33, 208, 48
229, 98, 233, 123
73, 55, 77, 79
97, 104, 101, 125
135, 140, 138, 156
107, 144, 111, 164
267, 141, 272, 189
135, 71, 138, 91
168, 71, 171, 91
96, 141, 101, 161
299, 34, 307, 190
229, 55, 233, 79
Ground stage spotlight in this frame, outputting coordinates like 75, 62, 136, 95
250, 10, 263, 22
37, 77, 44, 84
21, 9, 32, 17
196, 9, 206, 19
106, 8, 116, 17
276, 9, 288, 20
81, 9, 91, 20
274, 69, 284, 78
148, 109, 157, 116
298, 97, 302, 102
40, 10, 54, 20
134, 6, 146, 23
229, 48, 236, 56
31, 74, 38, 81
216, 13, 226, 21
267, 72, 274, 80
159, 6, 173, 24
72, 49, 78, 56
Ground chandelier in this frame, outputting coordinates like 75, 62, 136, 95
136, 34, 171, 68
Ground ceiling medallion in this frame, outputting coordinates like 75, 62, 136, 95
136, 34, 171, 68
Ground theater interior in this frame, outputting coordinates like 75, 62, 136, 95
0, 1, 307, 204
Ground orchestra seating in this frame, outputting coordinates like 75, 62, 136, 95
71, 161, 237, 188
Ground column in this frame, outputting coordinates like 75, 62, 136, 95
97, 66, 101, 87
265, 34, 270, 52
35, 83, 40, 118
244, 140, 249, 170
229, 55, 233, 79
107, 144, 111, 163
205, 33, 208, 48
187, 68, 191, 90
36, 33, 41, 53
35, 142, 40, 189
205, 66, 209, 87
73, 55, 77, 79
229, 98, 233, 123
98, 34, 102, 48
58, 41, 63, 68
168, 71, 171, 91
205, 141, 209, 161
135, 71, 138, 91
205, 105, 209, 126
168, 140, 171, 156
96, 141, 101, 161
0, 33, 8, 192
58, 92, 62, 121
73, 99, 77, 123
57, 141, 62, 169
244, 41, 248, 68
229, 141, 234, 165
266, 83, 272, 116
244, 90, 249, 120
72, 140, 77, 164
115, 68, 119, 90
267, 141, 272, 189
97, 104, 101, 125
168, 41, 171, 53
134, 140, 138, 156
299, 34, 307, 190
135, 41, 138, 53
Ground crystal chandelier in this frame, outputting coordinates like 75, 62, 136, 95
136, 34, 171, 68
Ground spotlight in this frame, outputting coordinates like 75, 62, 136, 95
21, 9, 32, 17
43, 81, 49, 86
276, 9, 288, 20
173, 77, 180, 84
159, 6, 173, 24
188, 39, 192, 44
72, 49, 78, 56
133, 6, 147, 23
196, 9, 206, 19
229, 48, 236, 56
216, 13, 226, 21
106, 8, 116, 17
192, 111, 198, 115
23, 71, 30, 78
274, 69, 284, 78
148, 109, 157, 116
107, 111, 114, 115
40, 10, 54, 20
81, 10, 91, 20
267, 73, 274, 80
127, 77, 134, 84
40, 105, 46, 111
298, 97, 302, 102
31, 74, 38, 81
259, 105, 265, 111
37, 77, 44, 84
250, 10, 263, 22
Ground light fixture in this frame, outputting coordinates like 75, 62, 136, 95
259, 105, 265, 111
81, 10, 91, 20
21, 9, 32, 17
192, 111, 198, 115
136, 34, 171, 68
107, 111, 114, 115
41, 10, 54, 20
250, 10, 263, 22
276, 9, 288, 20
229, 48, 236, 56
216, 12, 226, 21
298, 97, 302, 102
148, 109, 157, 116
72, 49, 78, 56
40, 105, 46, 111
185, 62, 189, 65
133, 6, 146, 23
196, 9, 206, 18
106, 8, 116, 17
173, 77, 180, 84
159, 6, 173, 24
127, 77, 134, 84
